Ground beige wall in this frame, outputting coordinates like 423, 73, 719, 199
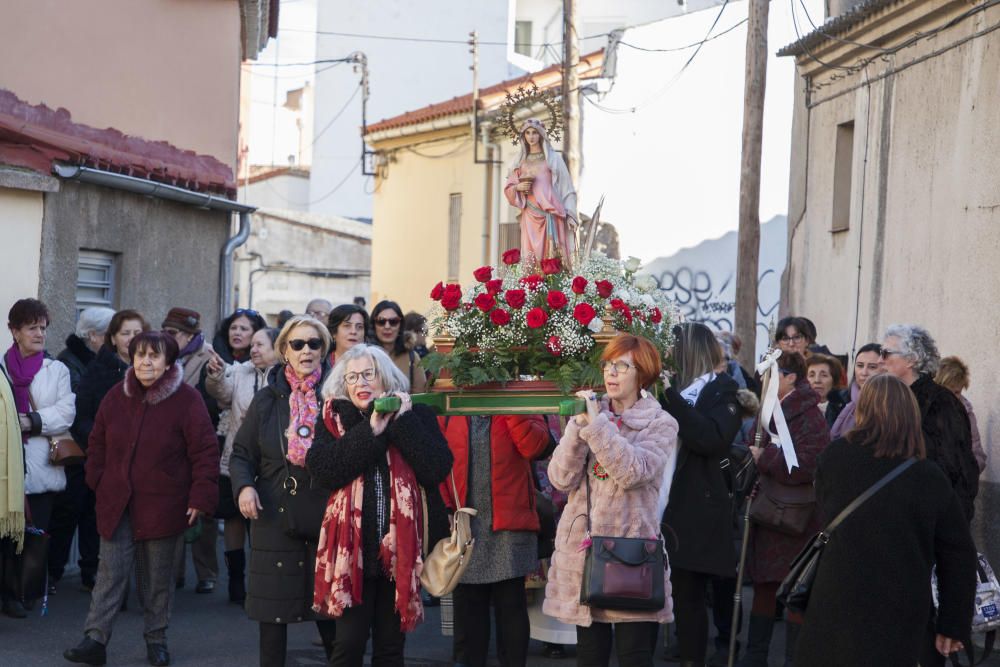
0, 188, 44, 350
0, 0, 242, 169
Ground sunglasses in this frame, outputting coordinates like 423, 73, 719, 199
288, 338, 322, 351
233, 308, 260, 318
375, 317, 401, 327
879, 348, 902, 360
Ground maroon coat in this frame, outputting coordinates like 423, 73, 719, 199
747, 379, 831, 583
85, 364, 219, 541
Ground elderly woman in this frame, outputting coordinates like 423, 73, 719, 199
805, 354, 846, 427
308, 343, 453, 666
63, 331, 218, 667
936, 356, 987, 473
205, 327, 279, 604
882, 325, 979, 521
796, 375, 976, 667
369, 300, 427, 393
58, 306, 116, 392
545, 335, 679, 667
327, 304, 368, 367
829, 343, 883, 439
229, 315, 338, 666
742, 352, 830, 667
53, 310, 149, 594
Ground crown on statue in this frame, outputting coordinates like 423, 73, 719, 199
498, 82, 564, 145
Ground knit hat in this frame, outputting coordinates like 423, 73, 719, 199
161, 307, 202, 335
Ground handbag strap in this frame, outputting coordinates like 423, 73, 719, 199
821, 458, 916, 538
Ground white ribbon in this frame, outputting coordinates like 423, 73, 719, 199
754, 349, 799, 473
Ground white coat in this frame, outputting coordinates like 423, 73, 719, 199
205, 361, 272, 477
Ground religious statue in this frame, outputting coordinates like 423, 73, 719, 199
499, 85, 578, 269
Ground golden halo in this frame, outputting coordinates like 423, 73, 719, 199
498, 83, 564, 145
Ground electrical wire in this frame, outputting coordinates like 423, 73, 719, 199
248, 61, 346, 80
247, 58, 356, 67
795, 0, 891, 52
616, 18, 748, 52
788, 0, 854, 71
403, 139, 472, 159
307, 158, 364, 205
311, 84, 361, 145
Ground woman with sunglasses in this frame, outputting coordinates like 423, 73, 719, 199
229, 316, 338, 665
741, 351, 830, 667
370, 300, 427, 393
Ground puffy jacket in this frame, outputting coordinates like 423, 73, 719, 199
205, 361, 273, 477
439, 414, 551, 532
0, 356, 75, 494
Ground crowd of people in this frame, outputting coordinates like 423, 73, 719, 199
0, 296, 985, 667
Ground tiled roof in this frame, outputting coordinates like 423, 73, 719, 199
243, 165, 310, 185
0, 88, 235, 196
777, 0, 905, 57
366, 50, 605, 135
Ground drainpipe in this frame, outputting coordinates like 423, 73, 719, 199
52, 164, 257, 322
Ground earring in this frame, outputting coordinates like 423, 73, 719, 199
640, 389, 649, 399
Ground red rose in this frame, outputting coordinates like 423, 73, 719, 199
473, 266, 493, 283
519, 274, 543, 290
573, 302, 596, 326
526, 307, 548, 329
540, 257, 562, 275
441, 284, 463, 311
430, 281, 445, 301
546, 290, 568, 310
490, 309, 511, 326
650, 307, 663, 324
505, 289, 527, 309
595, 280, 614, 298
546, 335, 562, 356
621, 305, 633, 323
485, 279, 503, 295
610, 298, 626, 311
474, 292, 496, 313
502, 248, 521, 265
571, 276, 587, 294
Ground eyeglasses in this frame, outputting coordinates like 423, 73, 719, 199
879, 348, 902, 360
344, 368, 377, 385
777, 333, 805, 343
233, 308, 260, 318
600, 360, 635, 374
288, 338, 322, 351
375, 317, 401, 327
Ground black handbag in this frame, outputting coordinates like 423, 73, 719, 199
579, 459, 666, 611
3, 497, 51, 603
777, 458, 916, 613
748, 475, 817, 536
277, 416, 327, 543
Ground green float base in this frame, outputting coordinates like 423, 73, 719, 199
411, 386, 587, 417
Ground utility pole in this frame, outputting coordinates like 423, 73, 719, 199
561, 0, 581, 186
734, 0, 769, 369
469, 30, 480, 145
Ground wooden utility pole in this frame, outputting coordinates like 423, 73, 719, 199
734, 0, 769, 369
562, 0, 581, 186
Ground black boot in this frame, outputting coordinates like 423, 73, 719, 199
224, 549, 246, 604
736, 614, 775, 667
64, 636, 107, 665
783, 621, 801, 667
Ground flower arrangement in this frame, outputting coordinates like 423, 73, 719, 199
422, 250, 678, 393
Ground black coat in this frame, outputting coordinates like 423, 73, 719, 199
71, 345, 129, 449
910, 373, 979, 521
306, 399, 453, 578
57, 334, 96, 393
229, 365, 331, 625
821, 388, 848, 427
796, 438, 977, 667
660, 374, 742, 577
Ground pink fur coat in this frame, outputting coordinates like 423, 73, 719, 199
543, 395, 679, 627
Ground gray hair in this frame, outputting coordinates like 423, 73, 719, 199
884, 324, 941, 375
76, 306, 116, 338
322, 343, 409, 400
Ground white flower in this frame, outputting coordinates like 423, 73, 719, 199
624, 256, 642, 272
587, 318, 604, 333
640, 294, 655, 308
635, 274, 657, 292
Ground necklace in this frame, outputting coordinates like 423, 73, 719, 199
526, 152, 545, 162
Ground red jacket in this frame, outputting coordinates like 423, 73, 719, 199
86, 364, 219, 541
439, 414, 551, 532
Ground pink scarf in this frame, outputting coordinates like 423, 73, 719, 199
313, 403, 424, 632
284, 365, 321, 466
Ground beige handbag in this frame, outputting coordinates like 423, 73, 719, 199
420, 472, 477, 597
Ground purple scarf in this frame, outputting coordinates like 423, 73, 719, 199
177, 333, 205, 360
4, 345, 43, 414
830, 381, 861, 440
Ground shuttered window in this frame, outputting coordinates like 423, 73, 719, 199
76, 251, 117, 311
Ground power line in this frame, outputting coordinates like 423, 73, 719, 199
312, 84, 361, 145
795, 0, 890, 53
307, 158, 364, 205
616, 18, 747, 52
247, 58, 356, 67
281, 26, 609, 47
248, 61, 346, 80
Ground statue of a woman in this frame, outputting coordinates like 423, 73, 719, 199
504, 119, 578, 269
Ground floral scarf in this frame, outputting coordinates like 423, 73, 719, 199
284, 365, 321, 466
313, 401, 424, 631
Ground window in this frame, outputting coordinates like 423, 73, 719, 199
514, 21, 533, 57
448, 194, 462, 281
831, 121, 855, 232
76, 250, 117, 311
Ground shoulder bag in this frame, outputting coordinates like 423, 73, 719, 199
27, 393, 85, 467
579, 457, 667, 611
276, 413, 327, 543
748, 474, 817, 536
420, 471, 477, 597
777, 458, 916, 614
